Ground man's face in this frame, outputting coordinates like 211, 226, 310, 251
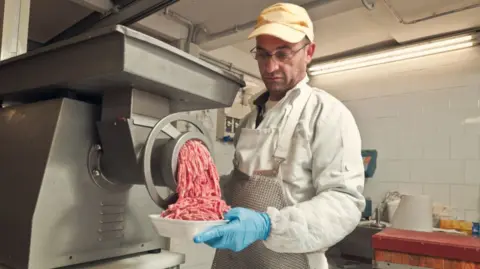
254, 35, 316, 99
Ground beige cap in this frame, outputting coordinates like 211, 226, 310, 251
248, 3, 314, 43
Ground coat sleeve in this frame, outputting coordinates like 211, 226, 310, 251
263, 104, 366, 253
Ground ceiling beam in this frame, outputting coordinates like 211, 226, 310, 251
68, 0, 112, 12
68, 0, 189, 41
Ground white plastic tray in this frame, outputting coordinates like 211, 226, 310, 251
149, 214, 228, 240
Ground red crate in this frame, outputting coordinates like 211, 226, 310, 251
372, 228, 480, 269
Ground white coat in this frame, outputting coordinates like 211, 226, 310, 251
220, 75, 366, 268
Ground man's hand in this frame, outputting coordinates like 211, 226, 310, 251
193, 207, 271, 252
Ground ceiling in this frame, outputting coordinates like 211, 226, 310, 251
169, 0, 314, 33
229, 0, 480, 60
1, 0, 480, 63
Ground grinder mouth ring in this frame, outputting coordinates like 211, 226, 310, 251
160, 132, 213, 192
142, 112, 213, 209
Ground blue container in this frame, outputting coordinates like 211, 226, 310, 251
473, 222, 479, 237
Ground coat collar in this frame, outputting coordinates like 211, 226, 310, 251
253, 75, 310, 107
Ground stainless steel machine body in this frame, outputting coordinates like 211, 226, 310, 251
0, 25, 245, 269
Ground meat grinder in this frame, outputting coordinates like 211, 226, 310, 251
0, 25, 244, 269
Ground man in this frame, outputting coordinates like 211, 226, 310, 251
193, 3, 366, 269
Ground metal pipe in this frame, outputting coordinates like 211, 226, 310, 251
195, 20, 255, 44
159, 8, 260, 81
199, 52, 261, 80
382, 0, 480, 25
194, 0, 333, 43
163, 7, 194, 52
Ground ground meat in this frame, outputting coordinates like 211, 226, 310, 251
160, 139, 230, 221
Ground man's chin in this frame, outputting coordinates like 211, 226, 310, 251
266, 86, 287, 94
264, 82, 284, 92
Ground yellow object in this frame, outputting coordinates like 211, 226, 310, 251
439, 219, 472, 235
248, 3, 314, 43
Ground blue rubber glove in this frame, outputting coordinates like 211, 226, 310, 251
193, 207, 271, 252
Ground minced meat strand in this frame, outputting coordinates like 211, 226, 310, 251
160, 139, 230, 221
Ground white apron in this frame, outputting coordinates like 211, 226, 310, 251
212, 85, 316, 269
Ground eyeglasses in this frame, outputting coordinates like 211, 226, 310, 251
250, 43, 309, 63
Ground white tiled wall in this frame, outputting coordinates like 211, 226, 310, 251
343, 87, 480, 222
313, 47, 480, 223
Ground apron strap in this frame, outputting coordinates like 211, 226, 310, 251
274, 85, 313, 161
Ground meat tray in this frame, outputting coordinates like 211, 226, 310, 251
149, 214, 227, 240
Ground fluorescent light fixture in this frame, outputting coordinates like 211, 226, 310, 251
308, 32, 479, 76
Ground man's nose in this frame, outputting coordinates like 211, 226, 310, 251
263, 57, 279, 73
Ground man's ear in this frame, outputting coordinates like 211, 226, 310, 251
306, 43, 316, 64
